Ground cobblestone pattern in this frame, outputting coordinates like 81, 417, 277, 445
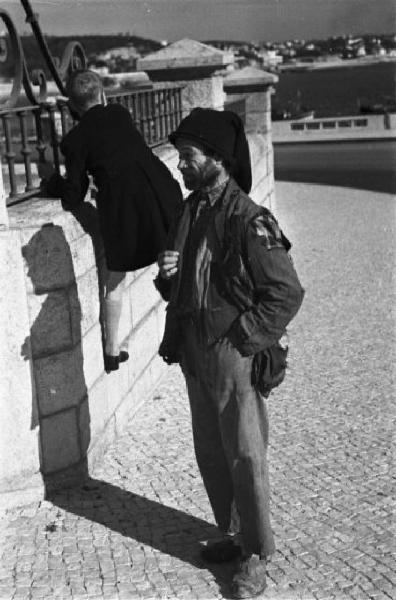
1, 182, 395, 600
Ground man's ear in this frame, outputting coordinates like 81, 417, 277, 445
213, 153, 228, 171
211, 153, 223, 166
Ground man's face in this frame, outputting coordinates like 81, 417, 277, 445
175, 139, 222, 191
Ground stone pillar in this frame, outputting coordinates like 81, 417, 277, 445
0, 157, 9, 228
223, 67, 278, 134
223, 67, 279, 211
179, 74, 225, 116
137, 38, 234, 116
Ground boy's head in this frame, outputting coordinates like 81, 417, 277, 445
66, 69, 103, 116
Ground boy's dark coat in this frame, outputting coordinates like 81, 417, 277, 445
47, 103, 182, 271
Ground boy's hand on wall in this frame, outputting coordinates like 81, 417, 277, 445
38, 161, 55, 181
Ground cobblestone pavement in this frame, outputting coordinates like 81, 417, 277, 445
1, 182, 395, 600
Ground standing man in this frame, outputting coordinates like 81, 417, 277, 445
156, 108, 304, 599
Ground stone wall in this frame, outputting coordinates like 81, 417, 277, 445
0, 129, 274, 509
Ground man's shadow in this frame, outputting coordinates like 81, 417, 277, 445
21, 222, 91, 490
49, 477, 236, 598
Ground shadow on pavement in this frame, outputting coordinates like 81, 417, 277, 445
48, 477, 237, 598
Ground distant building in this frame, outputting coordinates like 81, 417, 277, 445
98, 46, 140, 61
258, 49, 283, 67
305, 43, 316, 52
355, 44, 366, 57
101, 71, 152, 92
90, 64, 110, 77
95, 45, 140, 72
373, 45, 386, 56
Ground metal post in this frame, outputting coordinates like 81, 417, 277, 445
0, 156, 9, 228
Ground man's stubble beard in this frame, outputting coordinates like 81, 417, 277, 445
184, 160, 222, 191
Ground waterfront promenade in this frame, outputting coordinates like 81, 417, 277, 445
0, 181, 394, 600
274, 139, 396, 195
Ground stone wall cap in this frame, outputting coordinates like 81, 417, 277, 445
224, 67, 278, 90
137, 38, 234, 72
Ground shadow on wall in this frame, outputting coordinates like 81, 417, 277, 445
20, 204, 105, 494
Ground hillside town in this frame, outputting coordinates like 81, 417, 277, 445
83, 32, 396, 81
206, 32, 396, 69
1, 29, 395, 86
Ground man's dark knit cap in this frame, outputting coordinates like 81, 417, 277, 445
169, 107, 252, 194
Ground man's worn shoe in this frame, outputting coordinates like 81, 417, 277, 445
231, 555, 267, 599
201, 538, 242, 563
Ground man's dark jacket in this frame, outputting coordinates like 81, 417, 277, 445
156, 179, 304, 362
46, 103, 182, 271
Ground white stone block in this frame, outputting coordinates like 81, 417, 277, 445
87, 417, 117, 473
119, 285, 133, 343
116, 354, 166, 436
71, 268, 101, 339
156, 301, 167, 342
0, 481, 45, 511
0, 157, 8, 228
79, 376, 111, 454
127, 309, 160, 384
181, 76, 225, 114
266, 147, 274, 179
81, 323, 105, 389
129, 264, 160, 326
119, 350, 132, 400
106, 369, 124, 418
251, 174, 271, 208
0, 229, 41, 486
249, 133, 268, 169
69, 233, 97, 279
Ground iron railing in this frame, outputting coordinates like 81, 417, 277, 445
0, 2, 184, 205
1, 86, 184, 205
107, 86, 183, 147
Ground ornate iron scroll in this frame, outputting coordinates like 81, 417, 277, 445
0, 0, 87, 108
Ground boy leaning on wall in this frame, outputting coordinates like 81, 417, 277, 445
39, 69, 182, 373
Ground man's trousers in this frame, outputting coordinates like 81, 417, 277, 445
180, 324, 275, 558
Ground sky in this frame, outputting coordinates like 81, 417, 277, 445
1, 0, 395, 43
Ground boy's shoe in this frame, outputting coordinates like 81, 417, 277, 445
119, 350, 129, 363
201, 538, 242, 563
231, 555, 267, 599
104, 351, 129, 373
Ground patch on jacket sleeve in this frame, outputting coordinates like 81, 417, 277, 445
250, 210, 285, 250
